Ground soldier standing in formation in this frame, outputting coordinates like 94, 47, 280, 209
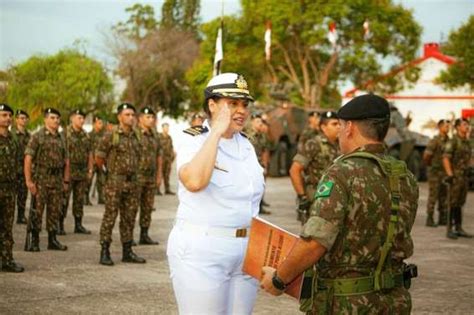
24, 108, 70, 251
59, 109, 93, 235
159, 123, 175, 195
423, 119, 450, 227
88, 116, 106, 205
12, 109, 30, 224
261, 94, 419, 314
136, 107, 162, 245
96, 103, 146, 266
443, 118, 472, 239
297, 111, 320, 152
0, 104, 25, 272
290, 111, 340, 224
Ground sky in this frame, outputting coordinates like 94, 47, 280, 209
0, 0, 473, 70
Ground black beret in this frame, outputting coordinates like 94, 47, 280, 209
44, 107, 61, 117
71, 109, 86, 117
0, 103, 13, 114
320, 111, 338, 119
15, 109, 29, 118
93, 115, 104, 122
308, 111, 320, 117
140, 106, 155, 115
338, 94, 390, 120
117, 103, 136, 113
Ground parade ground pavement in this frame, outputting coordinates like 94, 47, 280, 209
2, 172, 473, 314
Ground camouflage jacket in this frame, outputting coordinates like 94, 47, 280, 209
25, 127, 67, 187
63, 126, 91, 180
425, 133, 449, 171
293, 133, 339, 187
11, 127, 30, 175
159, 133, 174, 162
137, 127, 162, 184
301, 143, 418, 313
443, 133, 472, 175
248, 129, 270, 165
297, 127, 319, 152
95, 126, 141, 177
88, 128, 105, 156
0, 131, 18, 188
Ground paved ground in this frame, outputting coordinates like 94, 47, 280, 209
1, 173, 473, 314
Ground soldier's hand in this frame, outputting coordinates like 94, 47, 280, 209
260, 266, 284, 296
212, 103, 231, 136
297, 195, 311, 211
443, 176, 454, 185
26, 181, 37, 195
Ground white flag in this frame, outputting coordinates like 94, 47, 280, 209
327, 21, 338, 48
264, 22, 272, 61
213, 24, 223, 77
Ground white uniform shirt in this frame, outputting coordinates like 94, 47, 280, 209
176, 120, 265, 228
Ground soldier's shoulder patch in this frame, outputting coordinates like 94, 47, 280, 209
183, 125, 209, 136
315, 181, 334, 198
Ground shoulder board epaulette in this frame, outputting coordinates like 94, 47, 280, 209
183, 126, 209, 136
240, 131, 249, 139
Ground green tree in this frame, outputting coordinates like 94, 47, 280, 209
6, 49, 113, 127
114, 4, 158, 39
161, 0, 200, 32
438, 15, 474, 90
188, 0, 421, 109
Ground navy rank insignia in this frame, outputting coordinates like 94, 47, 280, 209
235, 75, 248, 90
183, 125, 209, 136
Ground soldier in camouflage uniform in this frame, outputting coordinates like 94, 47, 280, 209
290, 111, 340, 224
24, 107, 69, 251
135, 107, 162, 245
159, 123, 175, 195
297, 111, 320, 152
423, 119, 450, 227
88, 116, 106, 204
59, 109, 93, 235
12, 109, 30, 224
0, 104, 25, 272
443, 118, 472, 239
261, 94, 419, 314
96, 103, 146, 266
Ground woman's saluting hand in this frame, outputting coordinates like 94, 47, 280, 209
212, 103, 231, 137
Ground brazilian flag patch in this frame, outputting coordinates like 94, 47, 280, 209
315, 181, 334, 198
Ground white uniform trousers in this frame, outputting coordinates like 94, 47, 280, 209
167, 222, 258, 315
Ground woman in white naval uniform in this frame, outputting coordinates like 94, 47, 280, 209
167, 73, 265, 314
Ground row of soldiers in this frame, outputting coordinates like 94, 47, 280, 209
0, 103, 176, 272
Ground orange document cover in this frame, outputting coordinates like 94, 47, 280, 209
243, 217, 303, 299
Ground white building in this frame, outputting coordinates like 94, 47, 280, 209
343, 43, 474, 137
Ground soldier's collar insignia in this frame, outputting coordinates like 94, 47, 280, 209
235, 75, 248, 90
315, 181, 334, 198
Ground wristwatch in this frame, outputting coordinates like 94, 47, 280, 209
272, 271, 287, 291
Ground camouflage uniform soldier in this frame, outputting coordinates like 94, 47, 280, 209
0, 104, 25, 272
96, 103, 146, 266
88, 116, 106, 204
423, 119, 450, 227
136, 107, 162, 245
59, 109, 93, 235
290, 111, 340, 224
297, 111, 320, 152
12, 109, 30, 224
261, 94, 419, 314
159, 123, 175, 195
443, 118, 472, 239
24, 107, 69, 251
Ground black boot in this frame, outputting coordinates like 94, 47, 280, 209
122, 241, 146, 263
438, 211, 447, 226
165, 190, 175, 195
99, 242, 114, 266
1, 258, 25, 273
261, 199, 270, 207
57, 216, 66, 235
156, 189, 162, 196
74, 216, 91, 234
25, 230, 41, 252
425, 214, 437, 227
454, 207, 473, 238
139, 227, 159, 245
47, 231, 68, 251
16, 209, 27, 224
447, 207, 458, 239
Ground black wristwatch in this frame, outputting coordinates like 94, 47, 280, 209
272, 271, 287, 291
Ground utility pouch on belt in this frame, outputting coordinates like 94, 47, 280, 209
299, 268, 316, 312
403, 264, 418, 289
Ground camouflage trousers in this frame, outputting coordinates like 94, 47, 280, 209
31, 183, 63, 232
0, 188, 15, 260
99, 181, 139, 244
16, 174, 28, 217
62, 179, 87, 219
310, 286, 411, 315
137, 181, 156, 228
162, 159, 172, 191
426, 169, 447, 215
449, 172, 469, 208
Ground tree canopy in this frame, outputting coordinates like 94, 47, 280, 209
6, 49, 113, 127
438, 15, 474, 91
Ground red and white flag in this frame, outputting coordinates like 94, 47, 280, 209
264, 21, 272, 61
363, 19, 370, 40
327, 21, 338, 47
213, 21, 223, 77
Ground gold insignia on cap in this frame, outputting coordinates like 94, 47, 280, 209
235, 75, 248, 90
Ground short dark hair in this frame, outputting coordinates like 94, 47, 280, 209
437, 119, 450, 127
454, 118, 468, 127
354, 118, 390, 141
203, 97, 220, 117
